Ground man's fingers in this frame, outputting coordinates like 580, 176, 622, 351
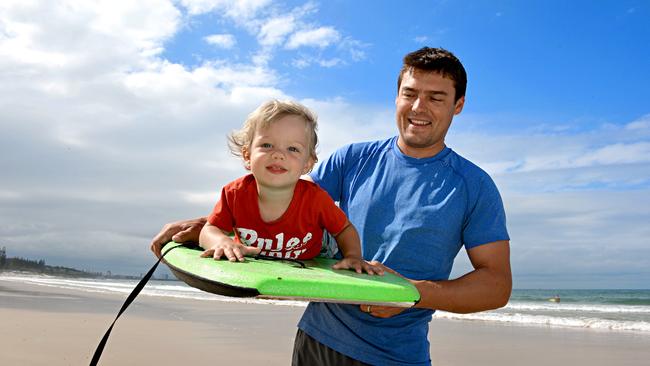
150, 243, 161, 258
366, 263, 384, 276
368, 261, 397, 277
362, 263, 376, 276
150, 234, 170, 257
368, 305, 405, 319
171, 227, 192, 242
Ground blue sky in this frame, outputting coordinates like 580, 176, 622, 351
1, 1, 649, 288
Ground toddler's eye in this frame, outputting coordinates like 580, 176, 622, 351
288, 146, 300, 153
261, 143, 272, 148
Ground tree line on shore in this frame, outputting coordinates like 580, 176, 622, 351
0, 246, 140, 279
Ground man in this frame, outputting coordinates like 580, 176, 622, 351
151, 47, 511, 366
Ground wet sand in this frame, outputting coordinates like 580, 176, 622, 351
1, 279, 649, 365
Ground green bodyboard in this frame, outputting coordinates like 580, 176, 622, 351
161, 242, 420, 307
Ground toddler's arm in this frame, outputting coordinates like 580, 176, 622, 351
331, 222, 383, 275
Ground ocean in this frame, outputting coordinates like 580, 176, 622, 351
2, 273, 649, 334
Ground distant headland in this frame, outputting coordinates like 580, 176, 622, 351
0, 246, 169, 280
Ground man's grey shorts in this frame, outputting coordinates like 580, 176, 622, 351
292, 329, 371, 366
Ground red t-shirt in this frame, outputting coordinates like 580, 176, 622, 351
207, 174, 348, 259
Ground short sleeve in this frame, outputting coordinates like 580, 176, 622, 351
314, 188, 349, 235
207, 187, 235, 232
310, 144, 352, 202
462, 175, 510, 249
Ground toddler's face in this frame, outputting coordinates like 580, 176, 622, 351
244, 114, 314, 190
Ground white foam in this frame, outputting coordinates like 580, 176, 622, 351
434, 310, 650, 332
505, 302, 650, 314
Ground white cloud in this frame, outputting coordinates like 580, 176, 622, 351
299, 98, 395, 158
286, 26, 340, 49
0, 0, 179, 70
0, 189, 23, 200
449, 115, 650, 178
179, 0, 271, 23
291, 57, 310, 69
0, 1, 283, 214
181, 190, 220, 205
291, 55, 343, 69
258, 15, 296, 46
204, 33, 236, 48
626, 113, 650, 131
572, 142, 650, 167
222, 0, 272, 19
178, 0, 224, 15
174, 1, 361, 71
318, 58, 342, 67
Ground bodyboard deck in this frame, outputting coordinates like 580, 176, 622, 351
161, 242, 420, 307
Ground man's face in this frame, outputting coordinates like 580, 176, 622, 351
395, 69, 465, 158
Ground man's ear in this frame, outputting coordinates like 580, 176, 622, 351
454, 96, 465, 115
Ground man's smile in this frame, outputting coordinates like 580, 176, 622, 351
408, 118, 432, 126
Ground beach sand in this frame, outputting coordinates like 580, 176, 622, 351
2, 279, 649, 366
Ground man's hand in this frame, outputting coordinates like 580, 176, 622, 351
359, 304, 408, 318
150, 217, 206, 258
332, 256, 384, 275
357, 261, 414, 318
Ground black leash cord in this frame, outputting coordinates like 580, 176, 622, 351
89, 244, 183, 366
253, 253, 306, 268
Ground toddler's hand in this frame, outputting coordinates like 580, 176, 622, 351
332, 256, 384, 275
200, 238, 261, 262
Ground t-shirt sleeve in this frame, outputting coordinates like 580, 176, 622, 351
309, 144, 352, 202
462, 175, 510, 249
314, 188, 349, 235
207, 186, 235, 233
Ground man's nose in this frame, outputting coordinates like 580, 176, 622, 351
411, 97, 424, 112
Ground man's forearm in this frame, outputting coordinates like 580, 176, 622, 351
413, 240, 512, 314
412, 266, 512, 313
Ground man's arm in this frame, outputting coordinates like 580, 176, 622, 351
150, 217, 207, 258
367, 240, 511, 317
413, 240, 511, 313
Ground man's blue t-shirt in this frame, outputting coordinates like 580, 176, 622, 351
299, 137, 509, 365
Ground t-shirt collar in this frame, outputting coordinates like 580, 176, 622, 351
390, 136, 451, 165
